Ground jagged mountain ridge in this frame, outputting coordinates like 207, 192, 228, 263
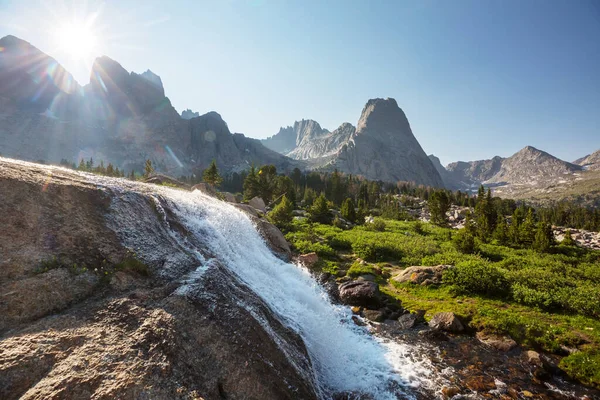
0, 35, 295, 176
263, 99, 445, 187
574, 149, 600, 171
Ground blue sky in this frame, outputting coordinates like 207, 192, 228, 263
1, 0, 599, 165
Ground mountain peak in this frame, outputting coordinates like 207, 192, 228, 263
356, 97, 409, 138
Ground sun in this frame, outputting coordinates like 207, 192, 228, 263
54, 20, 97, 61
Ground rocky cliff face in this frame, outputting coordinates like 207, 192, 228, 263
181, 109, 200, 119
0, 35, 294, 176
288, 122, 355, 161
262, 119, 330, 155
264, 99, 444, 187
574, 149, 600, 171
0, 158, 319, 400
332, 98, 444, 187
440, 146, 590, 200
445, 156, 505, 189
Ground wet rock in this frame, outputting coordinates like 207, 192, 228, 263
0, 159, 319, 400
338, 280, 381, 307
363, 309, 385, 322
397, 312, 423, 330
525, 350, 542, 367
392, 265, 452, 286
419, 328, 449, 342
231, 203, 259, 218
476, 331, 517, 352
428, 312, 464, 333
351, 316, 366, 327
441, 385, 460, 398
250, 217, 292, 261
248, 196, 266, 213
465, 375, 496, 391
320, 276, 340, 302
191, 182, 218, 197
298, 252, 319, 268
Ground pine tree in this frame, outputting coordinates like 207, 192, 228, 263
309, 194, 331, 224
340, 198, 357, 223
202, 160, 223, 187
520, 208, 536, 246
129, 170, 136, 181
303, 187, 316, 207
144, 159, 154, 178
562, 229, 576, 246
429, 190, 450, 226
78, 158, 86, 171
106, 163, 115, 177
268, 195, 294, 229
243, 164, 261, 201
533, 222, 554, 253
493, 215, 509, 245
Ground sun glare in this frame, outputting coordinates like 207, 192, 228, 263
54, 21, 97, 61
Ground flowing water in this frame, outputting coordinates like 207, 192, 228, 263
72, 168, 439, 399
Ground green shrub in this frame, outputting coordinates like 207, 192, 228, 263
347, 262, 378, 277
559, 350, 600, 388
366, 218, 386, 232
413, 220, 425, 235
292, 239, 336, 258
444, 260, 510, 297
268, 195, 294, 229
453, 228, 477, 254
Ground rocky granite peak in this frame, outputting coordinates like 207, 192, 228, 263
181, 108, 200, 119
331, 98, 444, 186
574, 149, 600, 170
140, 69, 163, 90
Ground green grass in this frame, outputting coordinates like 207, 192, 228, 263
286, 217, 600, 388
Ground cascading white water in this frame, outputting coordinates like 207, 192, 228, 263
3, 158, 437, 399
156, 188, 436, 399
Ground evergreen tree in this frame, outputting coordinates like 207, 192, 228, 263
493, 215, 509, 245
129, 170, 136, 180
144, 159, 154, 178
464, 211, 475, 235
520, 208, 536, 246
533, 222, 554, 253
309, 194, 331, 224
429, 190, 450, 226
106, 163, 115, 176
243, 164, 261, 201
562, 229, 576, 246
340, 198, 357, 223
202, 160, 223, 187
268, 195, 294, 230
303, 187, 316, 207
78, 158, 86, 171
257, 165, 278, 201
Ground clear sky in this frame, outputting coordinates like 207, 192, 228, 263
1, 0, 599, 165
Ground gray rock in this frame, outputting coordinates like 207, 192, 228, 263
249, 197, 267, 213
338, 280, 381, 307
392, 265, 452, 286
428, 312, 464, 333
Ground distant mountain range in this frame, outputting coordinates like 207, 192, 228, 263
0, 35, 294, 176
0, 34, 598, 203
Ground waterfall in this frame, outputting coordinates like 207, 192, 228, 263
154, 188, 436, 399
8, 158, 436, 399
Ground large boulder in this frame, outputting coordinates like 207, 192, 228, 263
392, 265, 452, 286
248, 196, 267, 213
428, 312, 465, 333
191, 182, 218, 197
338, 280, 381, 307
0, 159, 318, 400
298, 253, 319, 269
252, 217, 292, 261
476, 332, 517, 352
